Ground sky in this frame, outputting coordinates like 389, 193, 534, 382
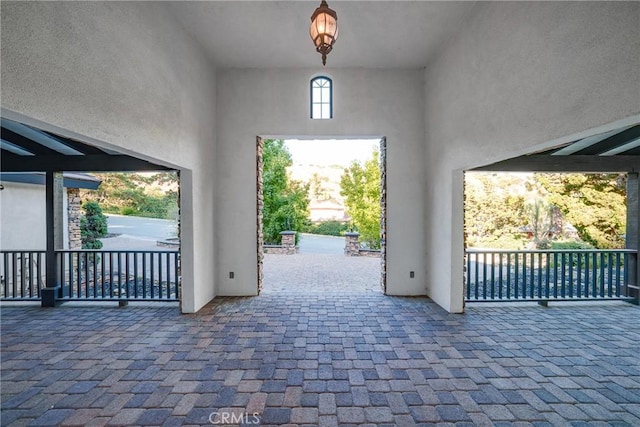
285, 139, 380, 167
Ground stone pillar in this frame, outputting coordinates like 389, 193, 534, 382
344, 232, 360, 256
66, 188, 82, 249
257, 138, 264, 292
626, 172, 639, 303
279, 231, 296, 255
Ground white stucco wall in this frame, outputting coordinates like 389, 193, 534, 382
424, 1, 640, 312
216, 69, 426, 296
0, 182, 46, 250
1, 2, 217, 312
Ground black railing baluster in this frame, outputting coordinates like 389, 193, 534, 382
101, 251, 106, 298
529, 253, 534, 299
576, 253, 582, 298
92, 252, 98, 298
506, 253, 512, 299
174, 252, 179, 299
84, 252, 90, 298
109, 252, 114, 298
134, 252, 139, 299
158, 253, 163, 299
490, 253, 495, 299
498, 253, 503, 300
599, 252, 605, 297
150, 253, 155, 300
607, 252, 613, 298
12, 252, 18, 298
37, 252, 42, 297
561, 253, 566, 298
568, 253, 574, 298
585, 252, 591, 298
474, 253, 479, 300
592, 252, 598, 298
545, 252, 551, 299
118, 252, 123, 298
615, 252, 621, 297
537, 252, 542, 299
514, 254, 519, 299
166, 253, 171, 300
144, 253, 149, 299
522, 253, 528, 300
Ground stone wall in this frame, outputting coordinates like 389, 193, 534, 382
67, 188, 82, 249
263, 231, 298, 255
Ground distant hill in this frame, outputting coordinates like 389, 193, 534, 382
288, 163, 348, 222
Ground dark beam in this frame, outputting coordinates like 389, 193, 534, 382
1, 154, 172, 172
42, 131, 108, 155
574, 125, 640, 155
1, 128, 59, 155
473, 155, 640, 173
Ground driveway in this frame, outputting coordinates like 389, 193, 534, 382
100, 215, 177, 251
298, 233, 344, 255
105, 214, 177, 241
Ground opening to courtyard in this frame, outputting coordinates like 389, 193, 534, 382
256, 137, 387, 296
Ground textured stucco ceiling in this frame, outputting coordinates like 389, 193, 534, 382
168, 1, 478, 68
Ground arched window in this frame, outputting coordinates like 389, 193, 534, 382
310, 76, 332, 119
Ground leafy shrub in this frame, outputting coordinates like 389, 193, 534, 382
81, 201, 108, 249
550, 240, 594, 250
308, 221, 348, 236
121, 207, 136, 216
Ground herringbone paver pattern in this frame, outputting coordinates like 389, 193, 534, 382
1, 256, 640, 426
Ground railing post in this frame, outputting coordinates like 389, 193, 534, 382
626, 172, 639, 304
42, 171, 62, 307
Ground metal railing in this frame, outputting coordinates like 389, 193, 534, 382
465, 249, 637, 302
1, 251, 46, 300
1, 249, 180, 302
57, 250, 180, 301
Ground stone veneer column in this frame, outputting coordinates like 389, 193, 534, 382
379, 137, 387, 293
257, 137, 264, 293
279, 231, 296, 255
67, 188, 82, 249
344, 232, 360, 256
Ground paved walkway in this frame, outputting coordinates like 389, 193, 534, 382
2, 291, 640, 425
262, 253, 382, 294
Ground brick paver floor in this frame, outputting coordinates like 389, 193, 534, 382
262, 253, 382, 294
2, 255, 640, 426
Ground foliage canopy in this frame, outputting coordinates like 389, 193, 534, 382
262, 139, 310, 244
340, 150, 381, 249
81, 172, 179, 220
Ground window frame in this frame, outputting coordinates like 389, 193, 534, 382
310, 76, 333, 120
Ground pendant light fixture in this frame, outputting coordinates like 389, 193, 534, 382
309, 0, 338, 66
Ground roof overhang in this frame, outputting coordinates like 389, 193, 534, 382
1, 118, 172, 173
474, 124, 640, 173
0, 172, 102, 190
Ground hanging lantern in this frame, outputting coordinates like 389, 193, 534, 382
309, 0, 338, 66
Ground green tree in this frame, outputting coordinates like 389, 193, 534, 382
262, 139, 310, 244
80, 201, 108, 249
81, 172, 179, 220
464, 173, 529, 248
340, 150, 381, 249
536, 173, 626, 248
